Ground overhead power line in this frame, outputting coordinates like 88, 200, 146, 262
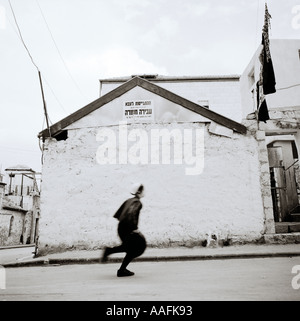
277, 84, 300, 91
8, 0, 40, 72
8, 0, 52, 137
0, 145, 41, 153
36, 0, 88, 101
6, 13, 66, 116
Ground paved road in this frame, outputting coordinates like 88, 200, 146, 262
1, 257, 300, 301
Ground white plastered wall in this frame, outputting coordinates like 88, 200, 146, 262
38, 88, 266, 253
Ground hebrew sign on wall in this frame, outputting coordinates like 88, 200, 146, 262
123, 100, 154, 121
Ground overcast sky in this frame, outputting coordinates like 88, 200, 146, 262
0, 0, 300, 173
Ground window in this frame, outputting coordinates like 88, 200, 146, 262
54, 130, 68, 141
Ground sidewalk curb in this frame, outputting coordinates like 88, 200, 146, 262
2, 251, 300, 268
2, 259, 49, 268
0, 244, 35, 251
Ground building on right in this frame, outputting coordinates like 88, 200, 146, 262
240, 39, 300, 118
240, 39, 300, 233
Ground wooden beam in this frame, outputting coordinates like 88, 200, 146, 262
137, 77, 247, 135
38, 77, 139, 140
265, 130, 298, 136
39, 76, 247, 139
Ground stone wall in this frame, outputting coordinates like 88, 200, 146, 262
0, 183, 5, 210
0, 209, 29, 246
38, 121, 268, 254
243, 119, 275, 234
0, 182, 34, 246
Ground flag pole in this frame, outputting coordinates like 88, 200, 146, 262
256, 2, 276, 124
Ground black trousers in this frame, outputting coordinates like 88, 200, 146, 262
109, 229, 147, 270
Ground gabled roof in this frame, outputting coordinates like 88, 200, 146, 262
38, 76, 247, 140
100, 74, 241, 83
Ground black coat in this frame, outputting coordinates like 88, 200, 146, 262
114, 197, 142, 241
114, 197, 146, 257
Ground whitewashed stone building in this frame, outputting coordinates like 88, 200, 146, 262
38, 76, 274, 254
240, 39, 300, 233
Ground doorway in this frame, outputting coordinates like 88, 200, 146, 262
267, 139, 300, 232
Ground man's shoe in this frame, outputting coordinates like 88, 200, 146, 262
101, 247, 110, 263
117, 269, 135, 277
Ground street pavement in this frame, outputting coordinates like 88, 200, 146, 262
1, 257, 300, 301
1, 242, 300, 301
1, 243, 300, 267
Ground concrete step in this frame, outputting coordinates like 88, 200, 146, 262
291, 213, 300, 222
263, 232, 300, 244
275, 222, 300, 233
275, 223, 290, 234
289, 223, 300, 233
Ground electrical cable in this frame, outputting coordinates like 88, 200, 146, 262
36, 0, 88, 101
7, 11, 68, 116
41, 76, 68, 115
8, 0, 39, 72
0, 145, 41, 153
8, 0, 54, 170
8, 0, 52, 137
277, 84, 300, 91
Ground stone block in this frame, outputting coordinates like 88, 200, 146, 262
258, 151, 269, 163
263, 232, 300, 244
264, 217, 275, 234
260, 162, 270, 174
289, 223, 300, 233
275, 223, 289, 234
255, 130, 266, 141
260, 172, 271, 186
263, 197, 274, 209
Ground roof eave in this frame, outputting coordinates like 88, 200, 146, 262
38, 76, 247, 139
99, 74, 241, 83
